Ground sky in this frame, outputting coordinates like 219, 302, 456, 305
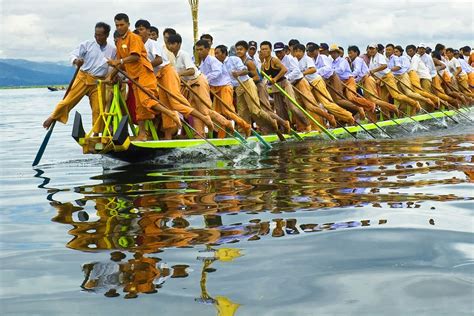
1, 0, 473, 62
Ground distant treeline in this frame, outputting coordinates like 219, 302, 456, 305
0, 59, 75, 87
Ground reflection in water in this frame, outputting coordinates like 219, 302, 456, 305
36, 134, 473, 310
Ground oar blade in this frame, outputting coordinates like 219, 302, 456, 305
32, 121, 56, 166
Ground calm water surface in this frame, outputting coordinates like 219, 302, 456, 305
1, 88, 473, 315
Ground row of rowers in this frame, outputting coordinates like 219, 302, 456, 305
43, 13, 474, 141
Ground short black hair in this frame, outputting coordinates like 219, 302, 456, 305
406, 44, 416, 52
134, 19, 150, 29
168, 33, 182, 44
288, 39, 300, 47
195, 39, 210, 49
431, 50, 442, 59
385, 43, 395, 49
435, 43, 445, 51
339, 46, 344, 52
293, 44, 306, 52
394, 45, 404, 53
306, 42, 319, 52
200, 33, 213, 42
150, 26, 159, 34
260, 41, 272, 49
114, 13, 129, 23
461, 46, 471, 53
235, 40, 249, 50
445, 48, 454, 53
348, 45, 360, 55
95, 22, 111, 35
163, 28, 177, 36
377, 44, 384, 52
215, 45, 228, 56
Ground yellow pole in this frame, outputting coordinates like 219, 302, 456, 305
188, 0, 199, 64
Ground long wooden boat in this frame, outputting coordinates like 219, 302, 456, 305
72, 104, 469, 163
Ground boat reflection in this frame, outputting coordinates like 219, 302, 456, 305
35, 133, 473, 308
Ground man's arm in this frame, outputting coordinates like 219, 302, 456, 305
245, 59, 260, 81
270, 57, 287, 83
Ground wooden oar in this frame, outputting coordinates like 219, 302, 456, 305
292, 83, 357, 139
260, 71, 337, 140
177, 79, 261, 153
340, 80, 411, 133
113, 66, 233, 160
435, 74, 473, 117
207, 88, 273, 150
234, 76, 288, 141
355, 81, 427, 128
324, 82, 378, 139
33, 66, 81, 166
392, 74, 459, 124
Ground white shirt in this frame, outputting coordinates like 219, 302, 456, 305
369, 52, 390, 78
223, 56, 250, 87
458, 58, 472, 74
69, 40, 116, 77
408, 54, 431, 80
281, 54, 303, 83
200, 55, 230, 86
163, 44, 176, 66
419, 53, 437, 78
174, 50, 200, 81
298, 54, 320, 82
247, 52, 261, 70
446, 57, 465, 76
144, 39, 169, 74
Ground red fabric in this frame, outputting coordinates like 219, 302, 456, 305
126, 81, 138, 124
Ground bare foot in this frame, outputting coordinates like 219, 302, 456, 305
282, 120, 291, 134
327, 114, 337, 128
270, 119, 279, 133
43, 117, 55, 129
225, 120, 235, 133
242, 123, 252, 138
357, 108, 366, 120
203, 115, 214, 132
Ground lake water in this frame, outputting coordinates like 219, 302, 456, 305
1, 88, 473, 315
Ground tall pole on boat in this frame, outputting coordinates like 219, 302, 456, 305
188, 0, 199, 64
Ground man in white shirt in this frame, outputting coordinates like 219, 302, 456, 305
162, 28, 177, 66
168, 34, 232, 136
367, 43, 419, 112
196, 40, 251, 137
43, 22, 116, 135
446, 48, 470, 93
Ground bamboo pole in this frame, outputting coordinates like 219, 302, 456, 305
188, 0, 199, 65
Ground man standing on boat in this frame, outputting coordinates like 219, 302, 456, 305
43, 22, 116, 134
196, 40, 251, 137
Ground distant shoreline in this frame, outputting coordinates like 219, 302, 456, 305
0, 84, 68, 90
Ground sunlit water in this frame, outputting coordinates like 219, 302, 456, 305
1, 88, 473, 315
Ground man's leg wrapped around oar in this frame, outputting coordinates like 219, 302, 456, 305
326, 74, 365, 119
408, 71, 441, 110
360, 76, 398, 118
210, 85, 251, 138
395, 73, 434, 113
424, 77, 459, 108
342, 76, 376, 113
255, 80, 291, 133
273, 78, 311, 132
294, 78, 337, 128
310, 77, 354, 125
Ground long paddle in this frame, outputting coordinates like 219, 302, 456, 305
33, 66, 81, 166
375, 74, 448, 128
339, 80, 411, 133
436, 74, 473, 116
391, 74, 460, 124
234, 77, 289, 141
260, 71, 337, 140
113, 66, 232, 160
172, 79, 260, 154
207, 88, 273, 150
292, 83, 357, 139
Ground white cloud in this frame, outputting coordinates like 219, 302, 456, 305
0, 0, 473, 61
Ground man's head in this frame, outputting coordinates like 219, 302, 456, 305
417, 43, 427, 56
149, 26, 159, 40
274, 42, 286, 60
114, 13, 130, 36
248, 41, 257, 57
454, 49, 460, 59
328, 44, 340, 60
445, 48, 455, 59
347, 45, 360, 60
460, 46, 471, 57
163, 28, 177, 44
319, 43, 329, 55
394, 45, 404, 57
288, 39, 300, 54
235, 40, 249, 58
94, 22, 110, 46
167, 34, 182, 53
293, 44, 306, 60
306, 42, 319, 58
134, 19, 151, 41
377, 43, 385, 54
260, 41, 272, 59
215, 45, 228, 63
435, 43, 445, 54
195, 39, 210, 60
406, 44, 416, 57
200, 34, 213, 47
367, 43, 377, 57
385, 43, 395, 57
284, 45, 290, 55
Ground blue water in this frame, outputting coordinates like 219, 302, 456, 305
0, 88, 473, 315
